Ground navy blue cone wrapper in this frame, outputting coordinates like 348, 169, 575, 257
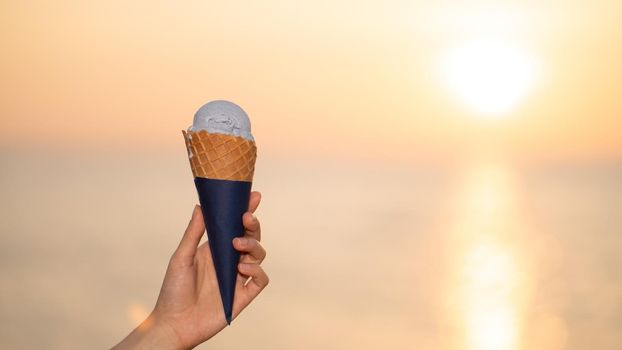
194, 177, 252, 325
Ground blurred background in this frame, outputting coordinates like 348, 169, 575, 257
1, 1, 621, 349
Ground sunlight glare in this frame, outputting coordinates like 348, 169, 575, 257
127, 302, 150, 327
440, 38, 538, 116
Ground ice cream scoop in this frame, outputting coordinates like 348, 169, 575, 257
189, 100, 254, 141
182, 100, 258, 325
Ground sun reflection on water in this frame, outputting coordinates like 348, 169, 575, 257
463, 242, 519, 350
447, 161, 530, 350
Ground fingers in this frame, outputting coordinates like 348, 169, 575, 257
242, 212, 261, 241
238, 263, 269, 296
172, 205, 205, 265
233, 237, 266, 263
248, 191, 261, 213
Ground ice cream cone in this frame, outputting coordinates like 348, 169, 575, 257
182, 129, 257, 324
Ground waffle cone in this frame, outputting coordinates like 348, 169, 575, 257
183, 130, 257, 182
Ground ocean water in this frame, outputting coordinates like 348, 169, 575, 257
0, 151, 620, 349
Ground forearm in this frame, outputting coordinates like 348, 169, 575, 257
112, 314, 181, 350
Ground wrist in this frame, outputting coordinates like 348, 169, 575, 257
113, 312, 182, 350
143, 313, 183, 350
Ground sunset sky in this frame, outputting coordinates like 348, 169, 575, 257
2, 0, 621, 160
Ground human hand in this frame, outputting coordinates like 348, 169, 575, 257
113, 191, 268, 350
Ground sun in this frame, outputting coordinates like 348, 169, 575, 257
440, 38, 538, 116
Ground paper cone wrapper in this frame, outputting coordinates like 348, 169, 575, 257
183, 130, 257, 324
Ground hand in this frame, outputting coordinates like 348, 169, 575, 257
113, 191, 269, 350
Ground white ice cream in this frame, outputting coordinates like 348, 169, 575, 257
189, 100, 254, 141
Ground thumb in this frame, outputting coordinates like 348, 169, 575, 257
173, 205, 205, 263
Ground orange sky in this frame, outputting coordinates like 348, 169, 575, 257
1, 1, 621, 160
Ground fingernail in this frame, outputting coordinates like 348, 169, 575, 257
234, 237, 244, 245
251, 214, 257, 223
